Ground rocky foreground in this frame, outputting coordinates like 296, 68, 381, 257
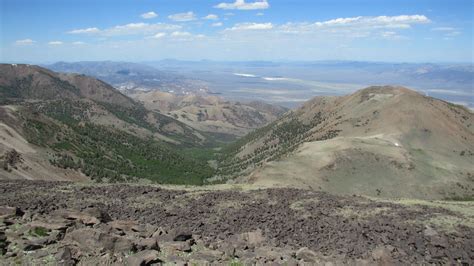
0, 181, 472, 265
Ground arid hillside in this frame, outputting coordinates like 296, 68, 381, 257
130, 90, 287, 137
219, 86, 474, 199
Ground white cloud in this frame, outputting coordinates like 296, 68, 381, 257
212, 22, 224, 27
168, 31, 205, 41
107, 23, 180, 36
203, 14, 219, 20
215, 0, 269, 10
431, 27, 461, 38
380, 31, 406, 40
68, 23, 181, 37
256, 12, 264, 16
48, 41, 63, 45
431, 27, 455, 31
312, 15, 430, 28
445, 31, 461, 37
14, 39, 35, 45
141, 11, 158, 19
171, 31, 192, 37
168, 11, 197, 22
68, 27, 100, 34
278, 15, 430, 35
226, 22, 273, 31
72, 41, 85, 45
149, 32, 167, 39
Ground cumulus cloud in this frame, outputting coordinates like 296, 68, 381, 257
215, 0, 269, 10
168, 11, 197, 22
48, 41, 63, 45
141, 11, 158, 19
203, 14, 219, 20
14, 39, 35, 45
226, 22, 273, 31
68, 27, 100, 34
212, 22, 224, 27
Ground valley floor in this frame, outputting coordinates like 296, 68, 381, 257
0, 181, 472, 265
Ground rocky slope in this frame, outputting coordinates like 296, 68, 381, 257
130, 90, 287, 137
219, 86, 474, 199
0, 181, 472, 265
0, 64, 213, 183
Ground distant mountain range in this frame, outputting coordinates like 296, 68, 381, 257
46, 61, 210, 94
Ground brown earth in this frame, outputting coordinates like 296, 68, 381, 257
130, 90, 287, 137
0, 180, 472, 265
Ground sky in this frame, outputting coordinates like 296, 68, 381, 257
1, 0, 473, 63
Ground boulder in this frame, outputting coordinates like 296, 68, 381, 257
161, 241, 192, 253
54, 208, 111, 226
66, 228, 135, 254
0, 206, 24, 219
55, 246, 74, 264
136, 238, 159, 251
126, 250, 161, 266
173, 231, 193, 242
108, 220, 138, 232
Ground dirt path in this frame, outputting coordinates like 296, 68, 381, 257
0, 180, 472, 264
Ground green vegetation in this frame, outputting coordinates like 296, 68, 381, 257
217, 111, 340, 177
29, 227, 48, 237
20, 101, 215, 185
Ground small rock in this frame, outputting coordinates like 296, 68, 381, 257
55, 246, 73, 262
424, 226, 438, 237
236, 229, 265, 247
126, 250, 161, 266
296, 247, 318, 263
371, 246, 393, 262
23, 242, 43, 251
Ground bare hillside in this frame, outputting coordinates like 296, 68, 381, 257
130, 90, 287, 137
219, 86, 474, 199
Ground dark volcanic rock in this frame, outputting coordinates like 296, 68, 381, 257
0, 180, 472, 265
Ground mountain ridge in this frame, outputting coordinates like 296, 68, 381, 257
218, 85, 474, 199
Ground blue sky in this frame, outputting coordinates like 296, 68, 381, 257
1, 0, 472, 63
